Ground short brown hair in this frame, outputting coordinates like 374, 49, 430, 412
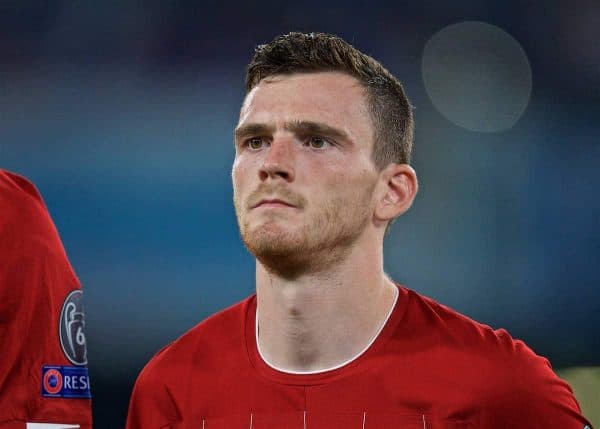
246, 32, 414, 168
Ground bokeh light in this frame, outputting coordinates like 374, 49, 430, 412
422, 21, 532, 133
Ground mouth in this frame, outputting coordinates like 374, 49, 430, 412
251, 198, 297, 209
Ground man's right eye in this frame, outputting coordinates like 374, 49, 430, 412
246, 138, 266, 150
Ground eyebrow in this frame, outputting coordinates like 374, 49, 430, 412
234, 123, 275, 141
234, 120, 350, 142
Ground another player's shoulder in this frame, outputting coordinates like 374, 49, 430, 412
1, 169, 39, 194
1, 168, 47, 215
0, 169, 55, 239
134, 296, 253, 385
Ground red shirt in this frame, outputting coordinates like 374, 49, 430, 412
127, 287, 592, 429
0, 170, 92, 429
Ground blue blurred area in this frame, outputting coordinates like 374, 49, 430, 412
1, 0, 598, 426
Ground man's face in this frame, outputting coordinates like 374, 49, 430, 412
232, 71, 380, 275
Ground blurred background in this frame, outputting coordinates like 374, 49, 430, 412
1, 0, 598, 426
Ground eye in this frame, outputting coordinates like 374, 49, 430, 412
246, 137, 268, 150
306, 136, 331, 149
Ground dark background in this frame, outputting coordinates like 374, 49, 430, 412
1, 1, 598, 426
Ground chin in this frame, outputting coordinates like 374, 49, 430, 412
241, 223, 357, 278
243, 223, 303, 257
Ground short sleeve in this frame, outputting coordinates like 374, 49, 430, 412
481, 333, 593, 428
126, 347, 182, 429
0, 170, 92, 428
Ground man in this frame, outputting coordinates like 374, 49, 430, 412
126, 32, 592, 428
0, 170, 92, 429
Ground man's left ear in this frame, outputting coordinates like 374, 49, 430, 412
374, 163, 418, 222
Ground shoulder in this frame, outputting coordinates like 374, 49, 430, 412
399, 287, 557, 389
402, 287, 549, 367
0, 169, 59, 253
401, 287, 589, 426
0, 169, 48, 226
133, 296, 253, 385
127, 296, 254, 425
401, 287, 519, 355
0, 169, 43, 199
0, 170, 78, 298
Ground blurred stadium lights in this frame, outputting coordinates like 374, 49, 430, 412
422, 21, 532, 133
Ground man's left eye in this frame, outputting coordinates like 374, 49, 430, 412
306, 137, 330, 149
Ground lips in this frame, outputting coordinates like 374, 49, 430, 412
252, 198, 297, 209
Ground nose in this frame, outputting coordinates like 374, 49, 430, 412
259, 137, 295, 182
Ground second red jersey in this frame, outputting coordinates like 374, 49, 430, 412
0, 170, 92, 429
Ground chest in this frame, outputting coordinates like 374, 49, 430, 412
173, 366, 481, 429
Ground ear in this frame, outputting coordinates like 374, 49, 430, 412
374, 164, 418, 223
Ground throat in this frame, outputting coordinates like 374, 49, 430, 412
255, 285, 399, 374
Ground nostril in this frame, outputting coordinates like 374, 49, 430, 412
259, 169, 290, 181
259, 163, 294, 182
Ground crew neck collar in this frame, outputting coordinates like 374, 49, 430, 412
244, 283, 408, 386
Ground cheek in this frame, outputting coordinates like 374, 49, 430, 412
232, 157, 251, 193
324, 164, 378, 206
322, 160, 371, 190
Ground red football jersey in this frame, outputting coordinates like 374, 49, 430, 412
126, 285, 592, 429
0, 170, 92, 429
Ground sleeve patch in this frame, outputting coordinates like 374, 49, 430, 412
41, 365, 91, 399
59, 290, 88, 366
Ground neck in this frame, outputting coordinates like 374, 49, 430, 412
255, 238, 398, 373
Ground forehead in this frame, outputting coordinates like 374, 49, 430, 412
239, 72, 372, 141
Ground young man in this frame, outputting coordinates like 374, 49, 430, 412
0, 170, 92, 428
126, 33, 592, 428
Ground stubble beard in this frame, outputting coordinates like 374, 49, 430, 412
235, 186, 374, 279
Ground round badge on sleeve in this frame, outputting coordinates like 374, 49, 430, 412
43, 368, 63, 395
59, 290, 88, 365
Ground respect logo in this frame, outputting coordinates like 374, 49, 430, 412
41, 366, 91, 399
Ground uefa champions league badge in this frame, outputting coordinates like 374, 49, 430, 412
41, 365, 91, 398
44, 290, 91, 398
59, 290, 88, 366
